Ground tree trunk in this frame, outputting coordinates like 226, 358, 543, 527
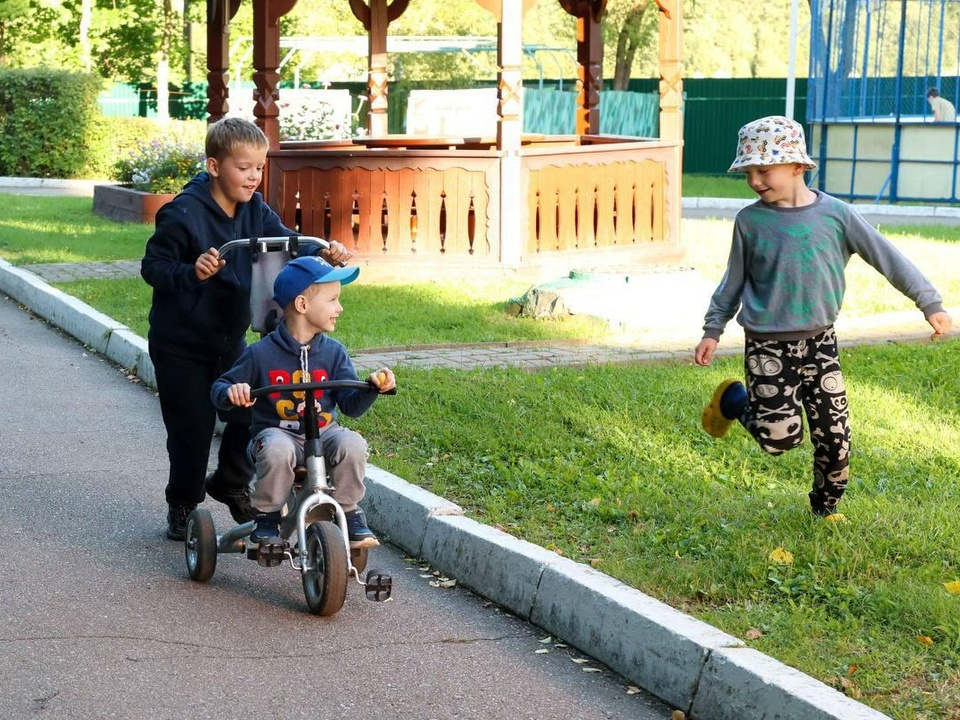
156, 0, 175, 121
611, 3, 650, 91
79, 0, 92, 71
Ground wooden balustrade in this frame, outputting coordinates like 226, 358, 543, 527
266, 135, 680, 270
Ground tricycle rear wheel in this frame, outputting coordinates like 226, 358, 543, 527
185, 508, 217, 582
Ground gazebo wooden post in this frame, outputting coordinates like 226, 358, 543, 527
495, 0, 525, 264
657, 0, 684, 242
349, 0, 410, 137
206, 0, 241, 123
251, 0, 297, 149
367, 0, 390, 136
559, 0, 605, 136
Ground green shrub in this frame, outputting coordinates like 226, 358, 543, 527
0, 68, 101, 178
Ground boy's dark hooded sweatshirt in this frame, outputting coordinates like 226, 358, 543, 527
141, 171, 308, 359
210, 321, 378, 438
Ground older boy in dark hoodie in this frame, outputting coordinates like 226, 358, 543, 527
210, 255, 396, 547
141, 117, 349, 540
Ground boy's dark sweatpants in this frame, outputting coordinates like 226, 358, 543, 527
150, 344, 254, 506
739, 327, 851, 514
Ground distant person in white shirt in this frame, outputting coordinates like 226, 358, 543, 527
927, 87, 957, 122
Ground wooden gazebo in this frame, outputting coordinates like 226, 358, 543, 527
205, 0, 684, 278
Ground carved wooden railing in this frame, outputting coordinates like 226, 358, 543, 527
268, 140, 499, 260
265, 135, 679, 267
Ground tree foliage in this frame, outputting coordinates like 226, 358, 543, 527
3, 0, 190, 86
0, 0, 817, 89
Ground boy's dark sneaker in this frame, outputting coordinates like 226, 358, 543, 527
702, 379, 748, 438
166, 504, 197, 541
345, 508, 380, 548
250, 511, 283, 545
205, 473, 255, 524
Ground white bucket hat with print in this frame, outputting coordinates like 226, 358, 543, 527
728, 115, 817, 172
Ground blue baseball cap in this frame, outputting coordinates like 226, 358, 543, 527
273, 255, 360, 308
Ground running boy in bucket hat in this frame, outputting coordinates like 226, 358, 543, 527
211, 255, 396, 547
694, 115, 952, 520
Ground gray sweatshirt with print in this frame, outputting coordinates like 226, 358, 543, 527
702, 191, 944, 340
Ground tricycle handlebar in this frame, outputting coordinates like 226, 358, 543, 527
249, 379, 397, 398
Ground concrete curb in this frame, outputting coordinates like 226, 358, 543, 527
0, 259, 893, 720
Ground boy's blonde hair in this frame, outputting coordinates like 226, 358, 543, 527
205, 117, 269, 162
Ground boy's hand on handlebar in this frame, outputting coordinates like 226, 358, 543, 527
195, 248, 225, 281
227, 383, 255, 407
370, 368, 396, 393
322, 240, 353, 266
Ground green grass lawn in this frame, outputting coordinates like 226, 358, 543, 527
2, 191, 960, 718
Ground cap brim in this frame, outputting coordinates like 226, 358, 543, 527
321, 265, 360, 285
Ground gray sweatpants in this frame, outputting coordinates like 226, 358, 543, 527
248, 424, 369, 514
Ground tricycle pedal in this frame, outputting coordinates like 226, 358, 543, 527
247, 540, 288, 567
364, 568, 392, 601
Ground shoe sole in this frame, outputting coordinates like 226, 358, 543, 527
350, 537, 380, 549
702, 378, 741, 438
822, 513, 848, 523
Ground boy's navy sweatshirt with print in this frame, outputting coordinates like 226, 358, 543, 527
141, 171, 314, 359
210, 321, 378, 439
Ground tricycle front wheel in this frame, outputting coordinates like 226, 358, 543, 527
302, 521, 348, 616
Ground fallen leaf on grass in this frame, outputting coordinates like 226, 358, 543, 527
839, 676, 861, 698
745, 628, 763, 640
768, 546, 794, 565
943, 580, 960, 595
917, 635, 934, 645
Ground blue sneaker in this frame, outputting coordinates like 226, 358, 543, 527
345, 508, 380, 548
702, 379, 747, 438
250, 512, 282, 545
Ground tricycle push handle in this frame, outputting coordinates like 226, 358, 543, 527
218, 235, 330, 258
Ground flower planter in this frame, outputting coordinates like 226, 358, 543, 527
93, 184, 176, 225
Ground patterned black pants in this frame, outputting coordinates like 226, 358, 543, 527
739, 327, 851, 513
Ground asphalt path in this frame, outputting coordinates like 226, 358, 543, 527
0, 293, 674, 720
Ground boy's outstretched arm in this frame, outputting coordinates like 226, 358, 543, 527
694, 338, 718, 366
928, 310, 953, 339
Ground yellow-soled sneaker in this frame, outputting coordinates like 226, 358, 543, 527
702, 378, 747, 438
822, 513, 848, 524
